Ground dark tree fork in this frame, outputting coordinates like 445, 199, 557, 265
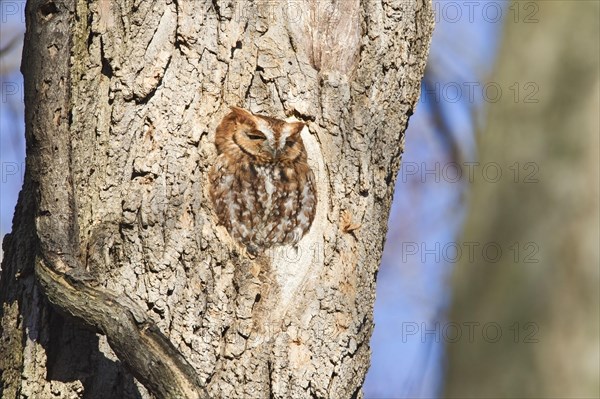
0, 1, 433, 398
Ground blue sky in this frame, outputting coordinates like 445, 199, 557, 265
1, 0, 26, 250
364, 2, 506, 397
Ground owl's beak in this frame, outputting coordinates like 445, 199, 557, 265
263, 142, 278, 158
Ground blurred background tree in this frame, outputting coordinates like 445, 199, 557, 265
445, 1, 599, 398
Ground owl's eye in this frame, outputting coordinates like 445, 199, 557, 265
285, 139, 295, 147
246, 131, 266, 141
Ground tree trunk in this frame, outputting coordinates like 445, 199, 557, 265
0, 1, 433, 398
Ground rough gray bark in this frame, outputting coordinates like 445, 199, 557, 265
0, 0, 433, 398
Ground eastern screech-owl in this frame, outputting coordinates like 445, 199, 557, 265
208, 107, 317, 255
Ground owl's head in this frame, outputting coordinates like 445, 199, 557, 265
215, 107, 307, 165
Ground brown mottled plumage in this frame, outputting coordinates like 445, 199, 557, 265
208, 107, 317, 255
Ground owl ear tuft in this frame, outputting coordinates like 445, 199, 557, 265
230, 106, 254, 117
230, 107, 256, 125
287, 121, 305, 136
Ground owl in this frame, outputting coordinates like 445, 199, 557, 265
208, 107, 317, 255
